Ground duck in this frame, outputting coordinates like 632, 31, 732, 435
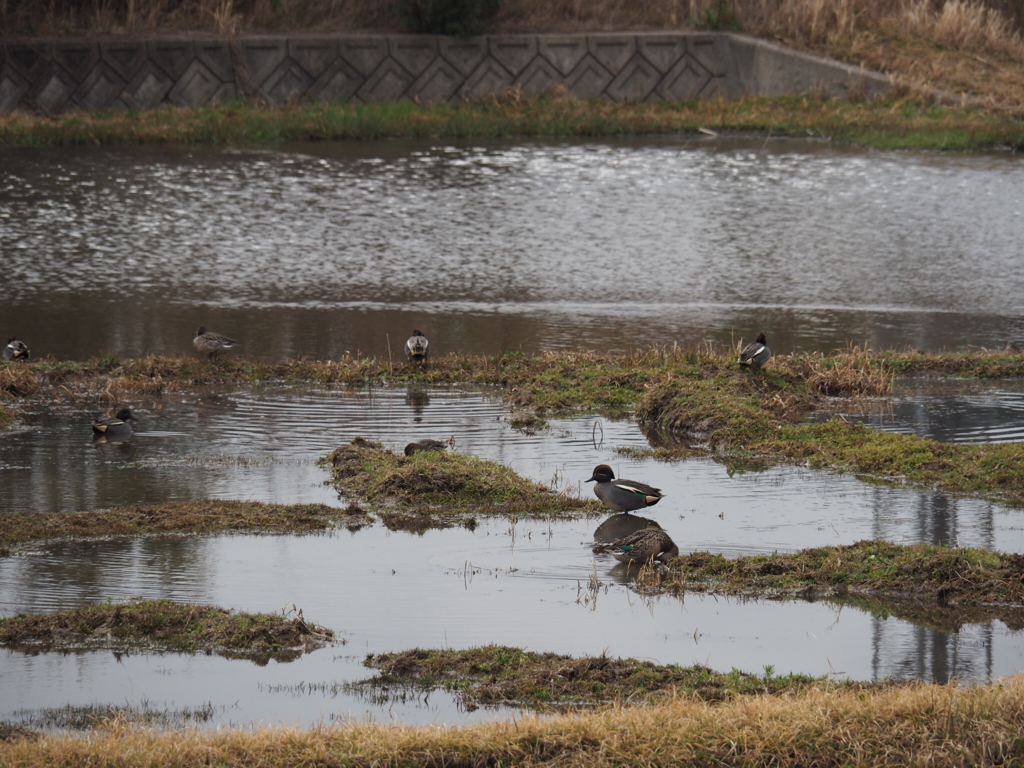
586, 464, 664, 512
738, 332, 772, 369
405, 329, 429, 363
3, 337, 30, 361
91, 408, 134, 437
593, 512, 657, 543
593, 523, 679, 565
404, 438, 450, 456
193, 327, 239, 359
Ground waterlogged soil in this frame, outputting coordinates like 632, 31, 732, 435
354, 646, 886, 710
0, 599, 334, 663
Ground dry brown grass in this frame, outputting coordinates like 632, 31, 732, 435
797, 345, 895, 396
5, 675, 1024, 765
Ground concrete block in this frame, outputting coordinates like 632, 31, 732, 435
53, 42, 100, 83
565, 55, 613, 99
168, 60, 223, 107
5, 43, 49, 80
606, 54, 660, 101
459, 59, 513, 100
260, 59, 314, 103
306, 57, 363, 102
489, 36, 537, 77
28, 64, 77, 114
515, 56, 562, 97
148, 39, 195, 80
439, 37, 487, 77
588, 35, 635, 74
102, 40, 147, 80
289, 37, 338, 79
195, 40, 233, 82
72, 62, 126, 110
0, 67, 29, 111
339, 37, 388, 77
408, 58, 461, 102
239, 37, 288, 88
686, 34, 730, 77
537, 35, 587, 76
637, 34, 685, 74
122, 61, 175, 110
357, 58, 413, 102
655, 54, 714, 101
210, 82, 237, 104
390, 36, 438, 78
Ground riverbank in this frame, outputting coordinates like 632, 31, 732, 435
1, 94, 1022, 151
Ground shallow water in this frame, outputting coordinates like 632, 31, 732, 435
3, 385, 1024, 727
2, 138, 1024, 360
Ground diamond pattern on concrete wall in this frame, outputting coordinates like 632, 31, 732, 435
460, 59, 514, 99
103, 41, 148, 80
655, 55, 713, 101
53, 43, 99, 83
0, 68, 29, 111
122, 61, 174, 110
306, 57, 364, 103
340, 37, 389, 78
168, 60, 223, 107
489, 37, 537, 77
29, 65, 77, 114
588, 36, 636, 74
196, 41, 233, 81
149, 39, 195, 80
566, 55, 613, 98
391, 37, 438, 78
637, 35, 686, 74
606, 55, 661, 101
515, 57, 562, 97
290, 38, 337, 79
687, 36, 728, 76
439, 38, 487, 77
240, 38, 288, 88
260, 59, 313, 103
73, 62, 127, 110
408, 58, 461, 102
538, 36, 587, 76
6, 44, 49, 80
358, 58, 414, 102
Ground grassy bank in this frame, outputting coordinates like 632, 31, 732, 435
1, 94, 1022, 151
5, 675, 1024, 766
0, 599, 333, 663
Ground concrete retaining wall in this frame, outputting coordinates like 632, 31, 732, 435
0, 32, 890, 114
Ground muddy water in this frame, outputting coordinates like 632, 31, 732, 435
2, 138, 1023, 361
3, 385, 1024, 727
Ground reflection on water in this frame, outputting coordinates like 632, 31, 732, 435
2, 138, 1024, 360
815, 378, 1024, 444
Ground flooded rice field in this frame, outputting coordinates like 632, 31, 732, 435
1, 137, 1023, 360
3, 385, 1024, 728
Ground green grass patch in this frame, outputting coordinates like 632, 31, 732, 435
353, 645, 867, 710
1, 95, 1022, 151
0, 599, 334, 663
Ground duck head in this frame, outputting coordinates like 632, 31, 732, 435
586, 464, 615, 483
115, 408, 134, 421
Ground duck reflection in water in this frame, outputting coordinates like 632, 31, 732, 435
405, 384, 430, 422
593, 512, 658, 543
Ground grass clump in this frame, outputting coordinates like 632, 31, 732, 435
0, 500, 363, 556
7, 674, 1024, 766
353, 646, 862, 710
0, 599, 334, 663
666, 540, 1024, 607
324, 437, 597, 519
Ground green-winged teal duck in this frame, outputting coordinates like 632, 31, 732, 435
593, 523, 679, 564
91, 408, 134, 438
405, 329, 429, 363
3, 337, 29, 361
586, 464, 664, 512
738, 332, 772, 369
194, 327, 239, 359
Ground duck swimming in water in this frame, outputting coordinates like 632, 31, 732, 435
91, 408, 135, 438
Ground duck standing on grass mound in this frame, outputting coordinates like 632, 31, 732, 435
3, 337, 29, 361
404, 438, 450, 456
738, 332, 772, 369
586, 464, 664, 512
593, 523, 679, 565
193, 327, 239, 360
405, 329, 429, 364
91, 408, 134, 438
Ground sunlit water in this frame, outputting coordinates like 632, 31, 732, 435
3, 385, 1024, 727
2, 138, 1024, 360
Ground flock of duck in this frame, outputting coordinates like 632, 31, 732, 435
8, 326, 773, 567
